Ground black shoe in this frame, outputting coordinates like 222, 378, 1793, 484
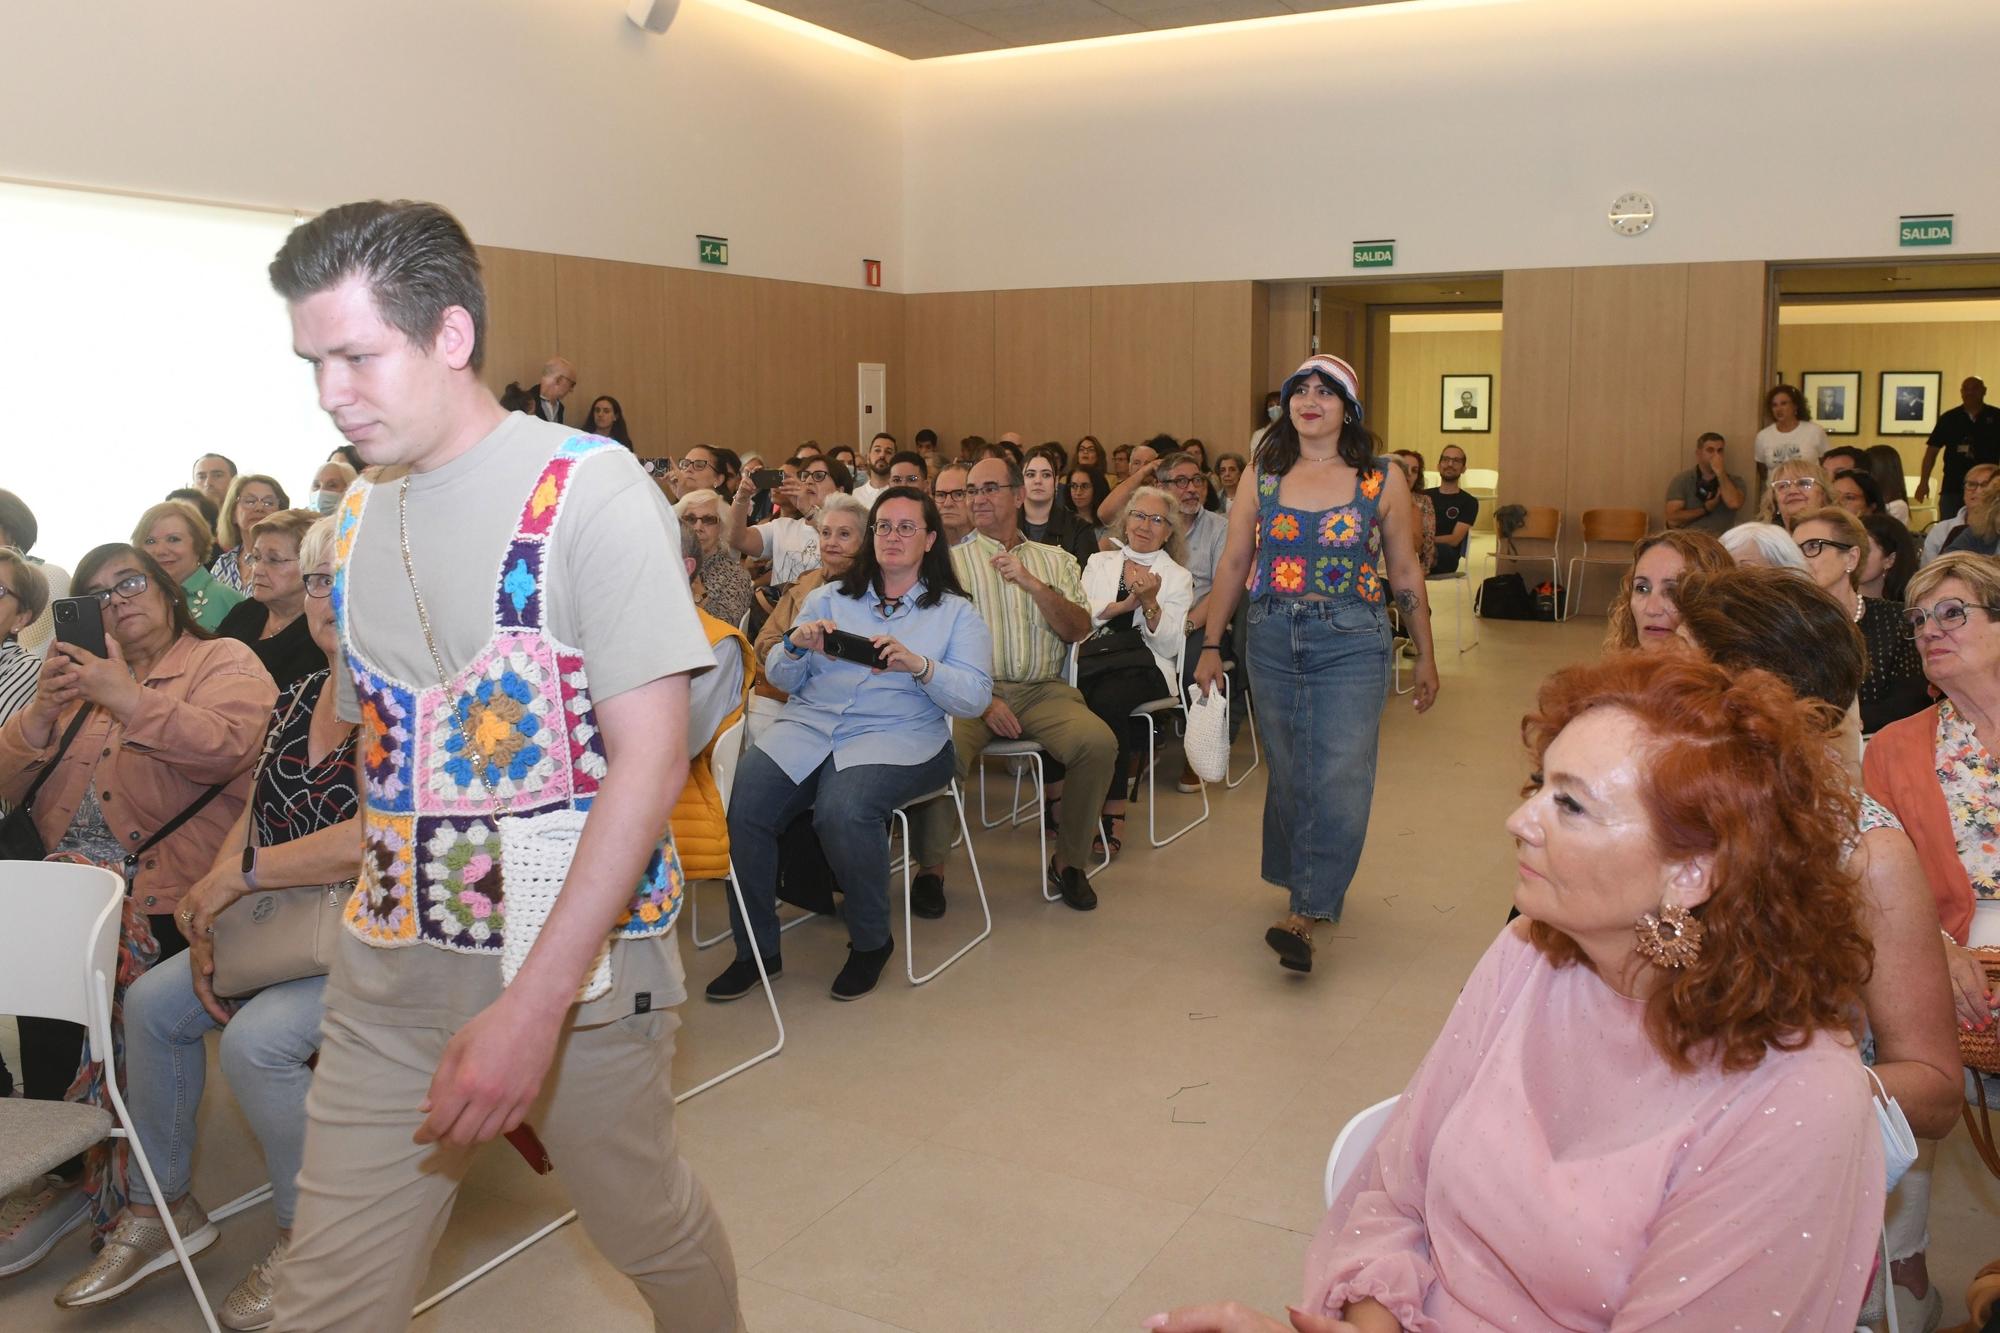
1052, 861, 1097, 912
911, 873, 946, 919
705, 955, 778, 1002
830, 940, 894, 1001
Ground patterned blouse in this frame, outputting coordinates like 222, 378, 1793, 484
209, 548, 244, 592
252, 671, 359, 850
1248, 458, 1388, 603
1933, 698, 2000, 899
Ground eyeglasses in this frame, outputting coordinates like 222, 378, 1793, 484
933, 488, 967, 502
0, 585, 15, 606
1902, 598, 2000, 637
965, 482, 1016, 498
1159, 473, 1204, 489
90, 573, 150, 604
798, 469, 832, 484
1128, 512, 1171, 528
1771, 478, 1821, 493
687, 513, 721, 527
304, 573, 335, 598
1795, 538, 1855, 558
873, 520, 925, 538
238, 494, 282, 511
675, 458, 716, 473
242, 552, 297, 568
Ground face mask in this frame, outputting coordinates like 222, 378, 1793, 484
1267, 405, 1281, 422
1865, 1066, 1918, 1193
312, 489, 341, 514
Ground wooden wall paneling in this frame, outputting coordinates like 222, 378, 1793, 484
848, 287, 907, 448
994, 287, 1091, 449
1265, 281, 1312, 393
664, 267, 765, 459
552, 255, 669, 458
1190, 282, 1256, 459
755, 279, 833, 451
1090, 283, 1194, 445
1497, 268, 1576, 528
1364, 307, 1395, 446
1385, 328, 1504, 474
476, 245, 558, 407
903, 291, 995, 455
1247, 283, 1270, 460
1681, 260, 1768, 492
1564, 265, 1690, 611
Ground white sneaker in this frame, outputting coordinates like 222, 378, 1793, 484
0, 1175, 87, 1277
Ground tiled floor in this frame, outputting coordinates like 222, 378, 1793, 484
5, 590, 1997, 1331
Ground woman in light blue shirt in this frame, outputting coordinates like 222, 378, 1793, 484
707, 486, 993, 1003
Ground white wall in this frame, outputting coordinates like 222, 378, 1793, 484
0, 0, 904, 289
902, 0, 2000, 290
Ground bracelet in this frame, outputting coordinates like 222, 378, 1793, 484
780, 629, 806, 659
917, 655, 935, 684
1200, 644, 1222, 653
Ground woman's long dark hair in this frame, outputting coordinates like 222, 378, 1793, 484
1254, 370, 1377, 475
73, 542, 212, 644
1860, 513, 1919, 602
836, 486, 967, 610
586, 395, 633, 449
1065, 465, 1111, 523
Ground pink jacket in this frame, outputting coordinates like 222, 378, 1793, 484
0, 633, 276, 918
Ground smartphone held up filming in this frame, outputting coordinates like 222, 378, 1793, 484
51, 595, 108, 659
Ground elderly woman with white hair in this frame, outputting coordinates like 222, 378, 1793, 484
1078, 485, 1193, 856
673, 487, 753, 630
1718, 521, 1809, 572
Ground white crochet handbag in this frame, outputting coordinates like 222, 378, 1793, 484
1183, 683, 1230, 786
399, 477, 614, 1004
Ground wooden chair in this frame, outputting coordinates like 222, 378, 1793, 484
1563, 508, 1650, 621
1481, 505, 1562, 612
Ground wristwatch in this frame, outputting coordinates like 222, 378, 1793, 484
241, 844, 260, 890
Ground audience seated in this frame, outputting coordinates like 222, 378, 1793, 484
306, 461, 357, 516
669, 513, 754, 896
51, 516, 358, 1325
1718, 520, 1808, 571
324, 445, 364, 475
850, 433, 897, 507
886, 450, 928, 492
1945, 483, 2000, 558
1924, 464, 1997, 563
1389, 450, 1437, 573
0, 546, 50, 722
584, 394, 634, 449
1792, 507, 1930, 735
1073, 436, 1105, 472
1110, 442, 1132, 479
1832, 466, 1887, 518
164, 486, 221, 536
673, 488, 754, 630
1861, 512, 1920, 603
1754, 381, 1829, 487
1757, 456, 1828, 530
932, 462, 973, 547
1602, 528, 1732, 652
1424, 444, 1478, 575
709, 487, 993, 1002
910, 455, 1116, 913
730, 454, 841, 586
0, 488, 70, 657
1866, 445, 1914, 524
133, 499, 244, 631
1214, 451, 1246, 505
1156, 653, 1885, 1333
1077, 486, 1191, 855
1662, 431, 1745, 533
915, 429, 942, 473
753, 496, 869, 697
1018, 444, 1098, 566
191, 454, 238, 511
1821, 444, 1870, 480
669, 443, 737, 504
0, 541, 273, 1267
1063, 464, 1111, 550
1097, 433, 1172, 524
1862, 551, 2000, 1329
216, 509, 324, 691
210, 474, 289, 592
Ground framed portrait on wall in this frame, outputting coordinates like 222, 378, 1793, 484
1440, 374, 1492, 432
1801, 371, 1862, 435
1879, 371, 1943, 436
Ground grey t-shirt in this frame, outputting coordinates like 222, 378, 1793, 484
331, 413, 716, 1019
1183, 507, 1229, 604
1665, 466, 1745, 535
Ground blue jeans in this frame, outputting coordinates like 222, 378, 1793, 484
1245, 597, 1392, 922
122, 951, 327, 1228
726, 741, 956, 960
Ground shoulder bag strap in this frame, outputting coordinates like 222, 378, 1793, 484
15, 705, 94, 814
125, 779, 228, 883
243, 685, 312, 853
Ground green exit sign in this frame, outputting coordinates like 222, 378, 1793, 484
697, 234, 729, 266
1899, 214, 1953, 247
1353, 239, 1395, 269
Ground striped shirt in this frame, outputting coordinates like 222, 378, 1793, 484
0, 638, 41, 732
950, 531, 1085, 684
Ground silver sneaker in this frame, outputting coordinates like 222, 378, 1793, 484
218, 1238, 286, 1331
0, 1175, 87, 1277
53, 1194, 216, 1308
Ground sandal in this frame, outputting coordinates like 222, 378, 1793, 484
1093, 813, 1125, 859
1264, 917, 1315, 973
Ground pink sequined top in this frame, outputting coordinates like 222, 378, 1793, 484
1303, 922, 1883, 1332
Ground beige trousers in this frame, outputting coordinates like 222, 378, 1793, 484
270, 999, 740, 1331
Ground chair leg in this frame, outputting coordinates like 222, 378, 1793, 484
676, 867, 785, 1104
1145, 712, 1209, 848
105, 1092, 221, 1332
1457, 574, 1478, 652
904, 783, 992, 984
1225, 676, 1261, 789
411, 1210, 580, 1316
692, 876, 814, 949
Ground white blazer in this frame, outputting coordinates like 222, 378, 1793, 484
1079, 548, 1193, 699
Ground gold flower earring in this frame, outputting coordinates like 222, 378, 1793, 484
1635, 900, 1704, 969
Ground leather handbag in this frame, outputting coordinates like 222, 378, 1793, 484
210, 688, 353, 998
1962, 947, 2000, 1182
0, 707, 93, 861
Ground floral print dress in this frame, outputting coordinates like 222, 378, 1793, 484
1934, 698, 2000, 899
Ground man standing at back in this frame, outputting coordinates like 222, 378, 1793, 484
1425, 444, 1478, 575
266, 201, 740, 1331
532, 355, 575, 422
1916, 375, 2000, 520
851, 432, 897, 508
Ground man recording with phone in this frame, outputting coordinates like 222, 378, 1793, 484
730, 454, 841, 587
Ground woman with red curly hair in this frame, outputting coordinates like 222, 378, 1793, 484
1151, 654, 1883, 1333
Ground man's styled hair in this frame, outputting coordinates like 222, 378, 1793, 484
1695, 432, 1725, 448
269, 201, 489, 372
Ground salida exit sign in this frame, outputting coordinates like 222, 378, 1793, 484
1899, 214, 1953, 247
1353, 239, 1395, 269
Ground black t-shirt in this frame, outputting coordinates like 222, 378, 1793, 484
1926, 404, 2000, 495
1425, 488, 1480, 574
216, 599, 322, 693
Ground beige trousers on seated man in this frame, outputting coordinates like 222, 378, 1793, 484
271, 937, 741, 1332
913, 678, 1118, 872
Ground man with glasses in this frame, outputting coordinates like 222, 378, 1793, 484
731, 454, 840, 585
1155, 452, 1239, 789
1425, 445, 1478, 575
909, 456, 1115, 913
1923, 462, 1999, 564
932, 462, 973, 546
886, 450, 928, 492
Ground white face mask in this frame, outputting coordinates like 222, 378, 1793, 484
1266, 405, 1282, 422
312, 489, 342, 514
1865, 1066, 1918, 1193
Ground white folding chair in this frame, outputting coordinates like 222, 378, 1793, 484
690, 718, 814, 948
971, 643, 1108, 890
892, 780, 991, 984
0, 864, 222, 1332
1220, 661, 1260, 789
1129, 644, 1209, 847
1428, 568, 1479, 653
1322, 1095, 1400, 1209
